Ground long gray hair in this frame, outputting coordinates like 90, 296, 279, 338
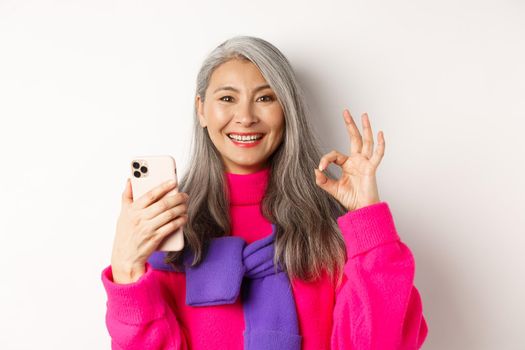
165, 35, 348, 287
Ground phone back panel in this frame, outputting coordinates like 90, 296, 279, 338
130, 155, 184, 252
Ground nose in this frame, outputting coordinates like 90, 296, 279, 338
234, 100, 259, 127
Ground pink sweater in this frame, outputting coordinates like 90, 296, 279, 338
101, 166, 428, 349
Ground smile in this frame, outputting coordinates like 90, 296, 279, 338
227, 133, 265, 147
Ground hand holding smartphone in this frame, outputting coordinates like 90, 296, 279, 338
129, 155, 185, 252
110, 155, 188, 284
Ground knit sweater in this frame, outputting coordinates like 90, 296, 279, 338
101, 166, 428, 349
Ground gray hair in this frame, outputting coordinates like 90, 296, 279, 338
165, 35, 347, 287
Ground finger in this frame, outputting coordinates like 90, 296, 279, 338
155, 215, 188, 243
318, 149, 348, 172
343, 109, 363, 156
141, 215, 187, 254
149, 201, 188, 231
134, 179, 177, 210
360, 113, 375, 159
369, 130, 386, 168
314, 168, 339, 198
121, 178, 133, 205
144, 192, 188, 220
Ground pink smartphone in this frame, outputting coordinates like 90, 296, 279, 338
129, 155, 185, 252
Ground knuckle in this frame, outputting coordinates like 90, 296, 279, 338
150, 232, 162, 244
131, 213, 142, 226
162, 221, 178, 236
175, 204, 187, 217
147, 190, 156, 202
169, 220, 179, 230
173, 214, 184, 222
159, 198, 170, 211
167, 208, 177, 220
139, 225, 153, 239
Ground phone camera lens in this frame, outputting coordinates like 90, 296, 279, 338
140, 166, 148, 173
133, 170, 141, 178
132, 162, 140, 169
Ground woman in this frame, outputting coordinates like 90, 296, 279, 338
102, 35, 428, 350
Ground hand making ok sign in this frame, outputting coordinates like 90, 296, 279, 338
314, 109, 385, 212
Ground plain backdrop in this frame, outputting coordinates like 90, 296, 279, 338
1, 1, 523, 349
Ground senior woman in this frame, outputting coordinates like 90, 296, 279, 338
101, 35, 428, 350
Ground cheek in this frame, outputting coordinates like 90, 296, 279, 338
262, 105, 284, 126
277, 116, 286, 144
205, 105, 231, 132
272, 112, 285, 137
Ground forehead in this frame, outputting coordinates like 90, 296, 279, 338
208, 59, 268, 88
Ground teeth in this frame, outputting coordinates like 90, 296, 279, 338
228, 134, 263, 141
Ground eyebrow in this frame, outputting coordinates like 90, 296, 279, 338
213, 84, 272, 94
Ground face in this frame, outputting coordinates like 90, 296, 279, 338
196, 59, 285, 174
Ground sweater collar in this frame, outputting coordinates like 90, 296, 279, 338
225, 166, 270, 206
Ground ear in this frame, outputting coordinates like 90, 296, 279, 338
195, 95, 207, 128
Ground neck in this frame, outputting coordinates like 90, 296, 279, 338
225, 165, 270, 206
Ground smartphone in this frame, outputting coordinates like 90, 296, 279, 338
129, 155, 184, 252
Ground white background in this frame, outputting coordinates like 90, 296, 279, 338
1, 1, 524, 349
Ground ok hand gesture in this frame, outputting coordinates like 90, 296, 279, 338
314, 109, 385, 212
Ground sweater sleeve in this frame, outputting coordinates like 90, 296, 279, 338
101, 262, 189, 350
330, 202, 428, 350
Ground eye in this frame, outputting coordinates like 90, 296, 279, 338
257, 95, 274, 102
219, 96, 234, 102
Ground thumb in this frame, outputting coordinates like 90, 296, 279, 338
122, 178, 133, 204
314, 168, 338, 197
